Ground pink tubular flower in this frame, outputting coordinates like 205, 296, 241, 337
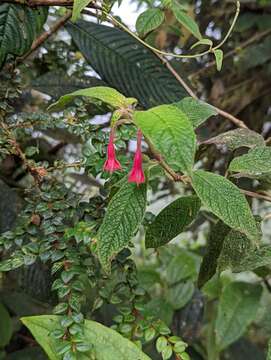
103, 130, 122, 173
128, 130, 145, 185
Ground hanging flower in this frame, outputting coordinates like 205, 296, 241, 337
128, 130, 145, 185
103, 130, 122, 173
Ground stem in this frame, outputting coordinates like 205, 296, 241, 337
144, 137, 186, 182
213, 1, 240, 50
99, 1, 240, 60
17, 11, 72, 63
108, 13, 210, 59
88, 6, 248, 130
190, 28, 271, 78
240, 189, 271, 203
156, 54, 248, 129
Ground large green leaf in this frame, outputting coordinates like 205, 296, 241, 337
134, 105, 196, 173
203, 129, 265, 151
145, 195, 200, 248
238, 35, 271, 72
191, 170, 259, 242
0, 303, 12, 348
168, 281, 194, 310
229, 146, 271, 177
97, 181, 147, 271
136, 8, 165, 37
49, 86, 135, 111
218, 230, 254, 272
66, 21, 188, 108
0, 4, 48, 68
32, 70, 106, 99
198, 221, 230, 288
171, 1, 202, 40
21, 315, 151, 360
232, 244, 271, 273
174, 97, 217, 128
215, 282, 262, 351
166, 250, 199, 284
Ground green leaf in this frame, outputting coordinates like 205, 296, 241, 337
161, 346, 173, 360
97, 181, 147, 271
213, 49, 223, 71
0, 4, 48, 68
21, 315, 151, 359
174, 97, 217, 128
32, 70, 106, 99
166, 250, 198, 284
203, 129, 265, 151
142, 298, 173, 325
134, 105, 196, 173
232, 244, 271, 273
215, 282, 262, 350
0, 303, 12, 348
229, 146, 271, 177
145, 196, 200, 248
49, 86, 135, 112
72, 0, 90, 22
237, 35, 271, 72
191, 170, 259, 242
198, 221, 230, 288
171, 2, 202, 40
66, 21, 188, 109
218, 231, 253, 272
136, 8, 165, 37
191, 38, 213, 49
168, 281, 194, 310
0, 254, 24, 271
217, 218, 262, 273
156, 336, 168, 353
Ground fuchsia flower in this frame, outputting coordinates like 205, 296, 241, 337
128, 130, 145, 185
103, 131, 122, 173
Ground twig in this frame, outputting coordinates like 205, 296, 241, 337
190, 28, 271, 78
4, 0, 73, 5
47, 161, 83, 171
0, 122, 47, 182
17, 11, 72, 63
93, 6, 248, 129
157, 55, 248, 128
240, 189, 271, 203
144, 137, 187, 182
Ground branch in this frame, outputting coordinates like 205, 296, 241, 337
17, 11, 72, 63
157, 54, 248, 129
4, 0, 73, 5
190, 28, 271, 78
144, 137, 187, 183
90, 6, 248, 130
240, 189, 271, 203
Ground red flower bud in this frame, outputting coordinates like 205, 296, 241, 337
128, 130, 145, 185
103, 131, 122, 173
